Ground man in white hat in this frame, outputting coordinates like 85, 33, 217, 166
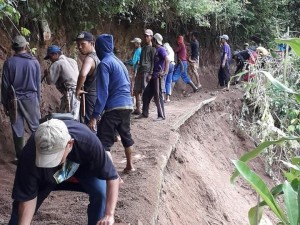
9, 119, 119, 225
124, 37, 142, 94
132, 29, 156, 115
137, 33, 170, 121
218, 34, 231, 87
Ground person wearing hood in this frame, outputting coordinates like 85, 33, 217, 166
137, 33, 170, 120
172, 35, 199, 96
1, 35, 41, 160
88, 34, 135, 173
44, 45, 80, 120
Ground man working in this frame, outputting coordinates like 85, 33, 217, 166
88, 34, 135, 172
75, 31, 100, 124
132, 29, 156, 115
44, 45, 80, 120
137, 33, 170, 120
188, 31, 201, 89
9, 119, 119, 225
172, 35, 198, 96
124, 37, 142, 95
218, 34, 231, 87
1, 35, 41, 160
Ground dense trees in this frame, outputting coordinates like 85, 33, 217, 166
0, 0, 299, 46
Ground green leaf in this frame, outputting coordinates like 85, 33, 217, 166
282, 181, 299, 225
248, 205, 263, 225
231, 137, 300, 183
232, 160, 289, 224
275, 38, 300, 57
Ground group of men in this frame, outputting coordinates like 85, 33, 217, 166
125, 29, 201, 120
2, 32, 135, 224
1, 28, 204, 224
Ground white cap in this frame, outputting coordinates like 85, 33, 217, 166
144, 29, 153, 36
220, 34, 229, 41
153, 33, 163, 45
35, 119, 71, 168
130, 37, 142, 43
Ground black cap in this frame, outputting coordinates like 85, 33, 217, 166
75, 31, 94, 41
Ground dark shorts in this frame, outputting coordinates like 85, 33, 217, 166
133, 72, 148, 94
97, 109, 134, 151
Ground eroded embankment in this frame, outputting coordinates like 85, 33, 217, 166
156, 99, 273, 225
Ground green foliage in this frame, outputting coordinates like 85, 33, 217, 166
233, 157, 300, 225
20, 27, 30, 36
0, 0, 20, 22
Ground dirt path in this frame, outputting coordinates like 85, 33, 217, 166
0, 84, 274, 225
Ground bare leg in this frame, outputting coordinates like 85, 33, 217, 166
124, 146, 135, 173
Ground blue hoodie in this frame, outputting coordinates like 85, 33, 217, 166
92, 34, 133, 118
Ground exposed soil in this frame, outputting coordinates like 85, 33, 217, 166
0, 62, 275, 225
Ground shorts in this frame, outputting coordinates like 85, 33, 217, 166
97, 109, 134, 151
133, 72, 148, 94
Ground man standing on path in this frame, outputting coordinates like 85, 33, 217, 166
137, 33, 170, 120
132, 29, 156, 115
88, 34, 135, 172
163, 42, 175, 102
9, 119, 119, 225
218, 34, 231, 87
1, 35, 41, 160
44, 45, 80, 120
124, 37, 142, 95
172, 35, 198, 96
188, 31, 202, 89
75, 31, 100, 124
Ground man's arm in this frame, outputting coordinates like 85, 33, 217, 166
75, 56, 95, 98
46, 63, 60, 85
1, 61, 10, 111
222, 52, 228, 68
18, 197, 37, 225
97, 179, 119, 225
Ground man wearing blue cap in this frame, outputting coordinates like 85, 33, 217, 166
44, 45, 80, 120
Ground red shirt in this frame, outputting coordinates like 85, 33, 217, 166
175, 42, 187, 61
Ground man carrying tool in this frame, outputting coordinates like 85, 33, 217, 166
75, 31, 100, 124
137, 33, 170, 120
44, 45, 80, 120
8, 119, 119, 225
1, 35, 41, 160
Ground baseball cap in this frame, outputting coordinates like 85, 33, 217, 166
75, 31, 94, 42
243, 43, 249, 46
12, 35, 29, 48
220, 34, 229, 40
44, 45, 61, 60
144, 29, 153, 36
35, 119, 71, 168
130, 37, 142, 43
153, 33, 163, 45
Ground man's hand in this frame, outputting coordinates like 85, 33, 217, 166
221, 62, 225, 68
146, 74, 152, 82
44, 69, 49, 77
88, 117, 98, 132
76, 90, 88, 100
96, 215, 114, 225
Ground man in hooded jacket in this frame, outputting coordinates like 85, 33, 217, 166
88, 34, 135, 173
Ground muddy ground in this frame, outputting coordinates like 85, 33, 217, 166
0, 68, 275, 225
